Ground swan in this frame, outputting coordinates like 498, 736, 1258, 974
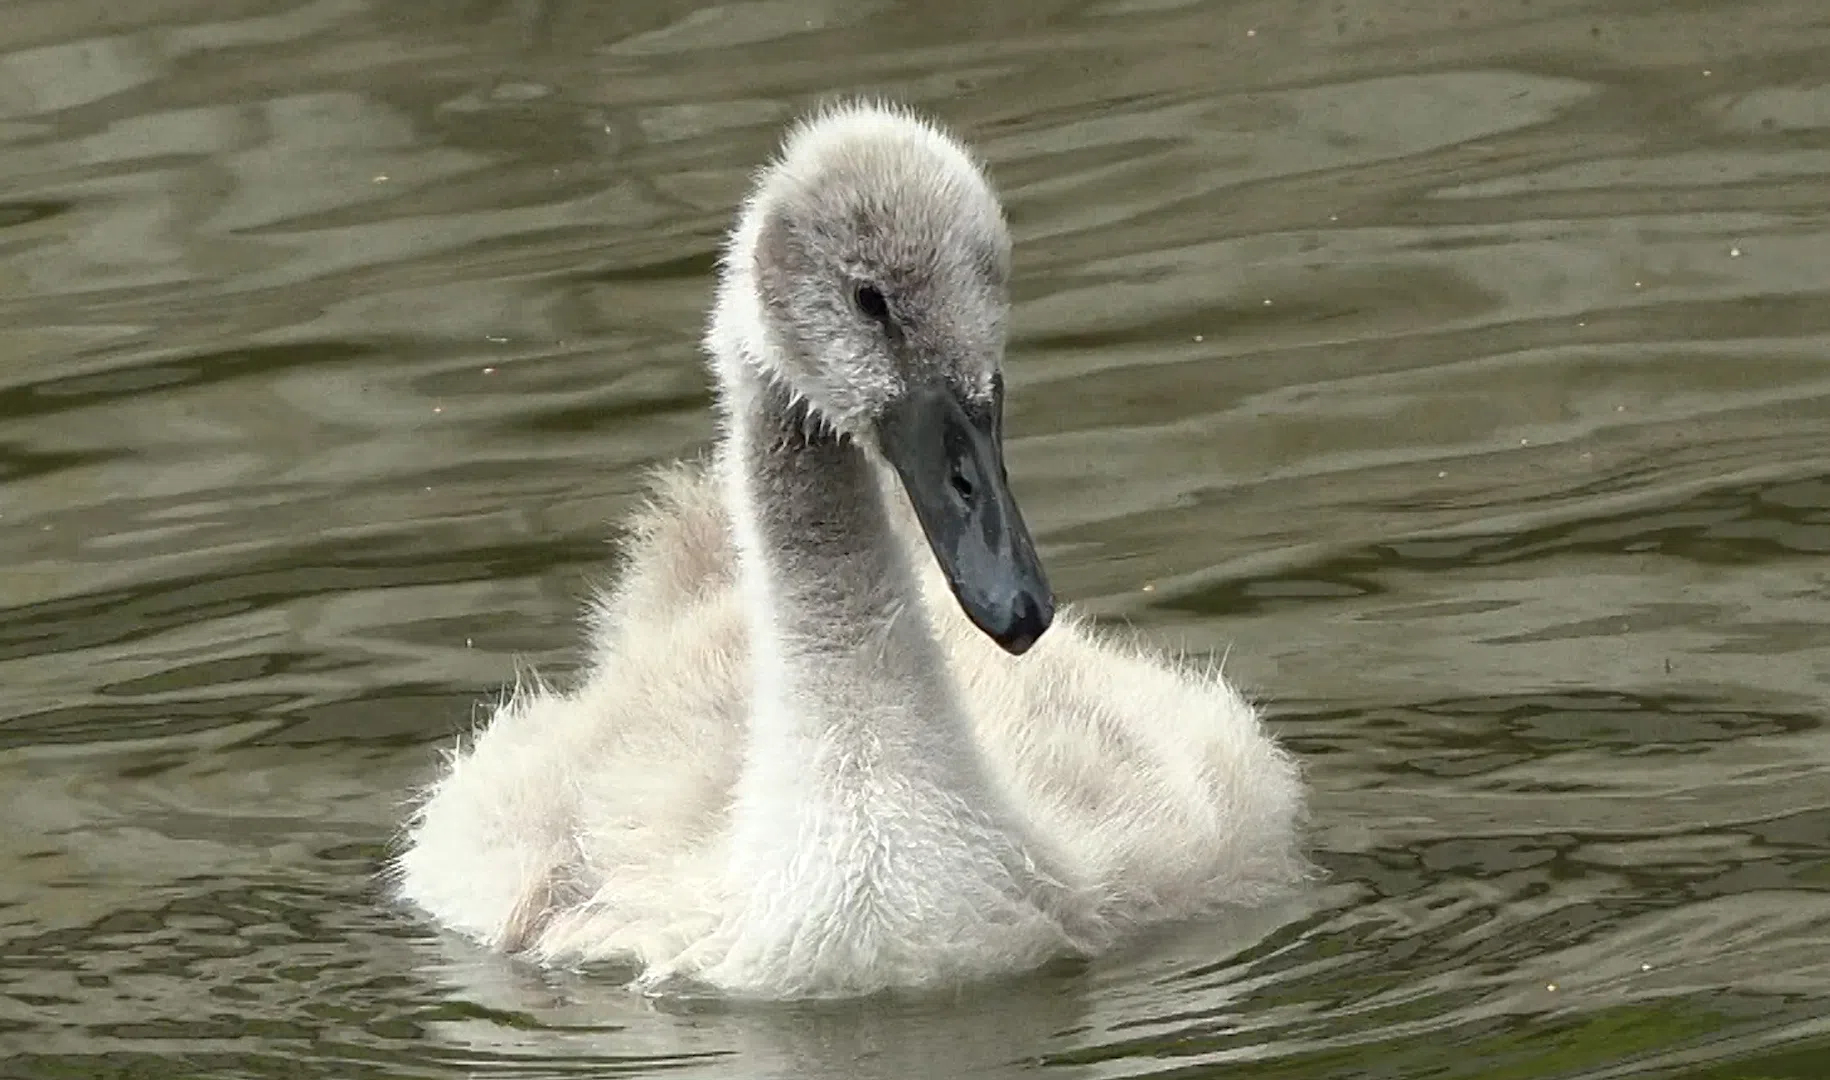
394, 100, 1308, 999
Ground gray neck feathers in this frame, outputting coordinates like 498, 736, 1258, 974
717, 359, 974, 781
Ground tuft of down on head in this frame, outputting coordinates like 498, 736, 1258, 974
707, 100, 1013, 438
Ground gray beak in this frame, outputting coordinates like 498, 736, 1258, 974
876, 384, 1054, 655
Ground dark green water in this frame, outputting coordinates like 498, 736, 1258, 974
3, 1, 1828, 1077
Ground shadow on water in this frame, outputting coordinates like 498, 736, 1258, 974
2, 0, 1829, 1077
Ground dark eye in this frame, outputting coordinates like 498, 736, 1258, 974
852, 284, 889, 322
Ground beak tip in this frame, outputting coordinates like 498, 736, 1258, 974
988, 590, 1053, 656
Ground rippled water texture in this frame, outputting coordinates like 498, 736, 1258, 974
4, 1, 1829, 1076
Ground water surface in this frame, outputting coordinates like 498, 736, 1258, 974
4, 0, 1829, 1076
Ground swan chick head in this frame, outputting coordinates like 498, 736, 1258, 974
721, 99, 1010, 435
718, 101, 1052, 655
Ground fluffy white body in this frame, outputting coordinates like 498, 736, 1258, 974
394, 101, 1307, 1000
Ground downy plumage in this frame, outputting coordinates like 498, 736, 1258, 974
394, 100, 1307, 1000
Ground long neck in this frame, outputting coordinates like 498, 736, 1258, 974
716, 360, 975, 786
697, 275, 1080, 987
